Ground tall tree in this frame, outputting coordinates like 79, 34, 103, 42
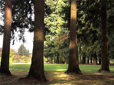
18, 44, 29, 57
21, 0, 47, 81
99, 0, 110, 71
44, 0, 70, 64
66, 0, 81, 74
0, 0, 12, 76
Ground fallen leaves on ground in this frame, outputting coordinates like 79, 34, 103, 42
0, 71, 114, 85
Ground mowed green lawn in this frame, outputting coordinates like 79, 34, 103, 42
9, 64, 114, 72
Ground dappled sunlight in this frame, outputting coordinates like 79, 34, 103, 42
92, 71, 114, 75
34, 28, 44, 41
2, 64, 112, 84
93, 72, 105, 75
0, 68, 114, 85
45, 71, 114, 85
54, 69, 67, 72
45, 72, 70, 81
52, 72, 69, 78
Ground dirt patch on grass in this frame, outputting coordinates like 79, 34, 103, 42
0, 71, 114, 85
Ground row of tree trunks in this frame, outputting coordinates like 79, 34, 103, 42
80, 55, 101, 65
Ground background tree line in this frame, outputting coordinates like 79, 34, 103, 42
0, 44, 31, 63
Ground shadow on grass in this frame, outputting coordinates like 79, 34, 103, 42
0, 71, 114, 85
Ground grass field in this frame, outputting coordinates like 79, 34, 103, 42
9, 64, 114, 72
0, 64, 114, 85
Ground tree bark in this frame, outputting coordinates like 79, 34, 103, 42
80, 56, 81, 64
50, 55, 53, 64
94, 53, 97, 65
87, 58, 89, 64
99, 59, 101, 65
66, 0, 81, 74
0, 0, 12, 76
90, 55, 92, 64
81, 56, 85, 64
56, 53, 59, 64
79, 44, 81, 63
21, 0, 47, 81
99, 0, 110, 71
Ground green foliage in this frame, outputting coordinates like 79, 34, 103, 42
0, 57, 1, 63
20, 56, 31, 63
18, 44, 30, 57
76, 0, 101, 58
44, 0, 70, 63
10, 48, 16, 58
44, 57, 50, 62
9, 58, 13, 64
108, 0, 114, 59
9, 49, 16, 64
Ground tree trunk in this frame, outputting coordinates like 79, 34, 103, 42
79, 44, 81, 63
80, 56, 81, 64
99, 0, 110, 71
81, 56, 85, 64
50, 55, 53, 64
87, 58, 89, 64
0, 0, 12, 76
94, 53, 97, 65
21, 0, 47, 81
66, 0, 81, 74
99, 59, 101, 65
56, 53, 59, 64
90, 55, 92, 64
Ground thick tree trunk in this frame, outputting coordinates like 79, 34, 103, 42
21, 0, 47, 81
94, 53, 97, 65
99, 0, 110, 72
66, 0, 81, 74
0, 0, 12, 76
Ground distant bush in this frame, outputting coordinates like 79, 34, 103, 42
0, 57, 1, 63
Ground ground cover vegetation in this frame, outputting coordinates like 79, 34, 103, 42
0, 64, 114, 85
8, 64, 114, 72
0, 0, 114, 83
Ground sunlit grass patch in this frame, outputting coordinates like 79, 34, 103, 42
45, 71, 114, 85
8, 64, 114, 72
0, 69, 114, 85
